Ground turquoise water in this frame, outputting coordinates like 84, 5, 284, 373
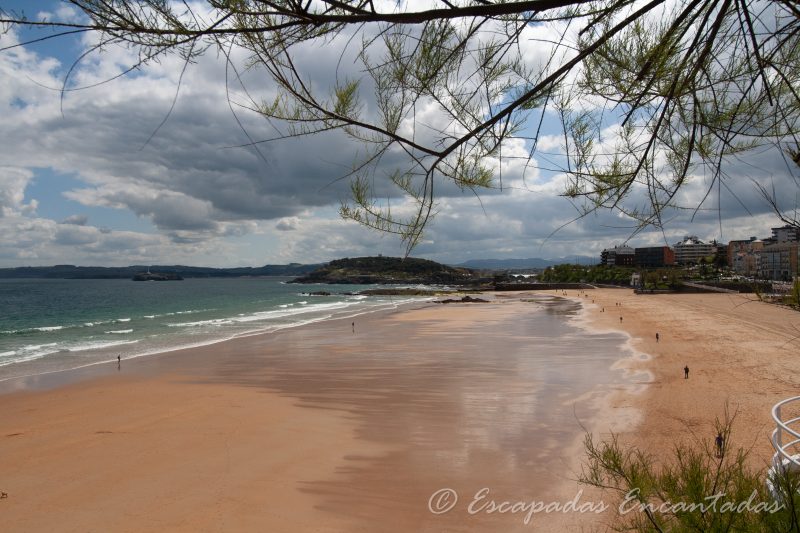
0, 278, 426, 381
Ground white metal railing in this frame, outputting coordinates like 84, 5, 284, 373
768, 396, 800, 500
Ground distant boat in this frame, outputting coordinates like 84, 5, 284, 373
132, 272, 183, 281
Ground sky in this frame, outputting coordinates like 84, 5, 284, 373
0, 1, 798, 267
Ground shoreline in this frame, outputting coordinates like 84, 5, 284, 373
567, 288, 800, 471
0, 297, 433, 393
4, 288, 795, 530
0, 293, 631, 532
0, 276, 434, 386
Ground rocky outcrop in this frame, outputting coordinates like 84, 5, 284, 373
436, 295, 489, 304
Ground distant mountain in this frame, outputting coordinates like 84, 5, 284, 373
457, 257, 599, 270
549, 256, 601, 266
0, 263, 322, 280
290, 256, 479, 285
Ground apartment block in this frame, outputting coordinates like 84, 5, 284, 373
673, 236, 715, 264
634, 246, 676, 268
759, 242, 799, 281
600, 245, 634, 266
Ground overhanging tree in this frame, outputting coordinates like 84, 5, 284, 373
1, 0, 798, 251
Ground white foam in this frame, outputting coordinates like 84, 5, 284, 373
0, 298, 431, 381
165, 301, 359, 328
0, 343, 64, 366
106, 329, 133, 334
174, 308, 214, 315
167, 318, 235, 327
84, 320, 111, 327
0, 351, 51, 366
23, 342, 58, 352
232, 301, 354, 323
66, 339, 139, 352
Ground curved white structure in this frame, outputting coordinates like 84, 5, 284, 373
768, 396, 800, 500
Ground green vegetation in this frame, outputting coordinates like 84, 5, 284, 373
640, 269, 684, 290
780, 280, 800, 309
581, 409, 800, 531
539, 264, 635, 285
291, 256, 476, 285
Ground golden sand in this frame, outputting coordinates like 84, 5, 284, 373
1, 290, 798, 531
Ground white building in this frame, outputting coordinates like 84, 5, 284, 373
673, 236, 715, 265
771, 225, 800, 243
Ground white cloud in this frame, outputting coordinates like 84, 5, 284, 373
275, 217, 300, 231
60, 214, 88, 225
1, 12, 799, 267
0, 167, 37, 217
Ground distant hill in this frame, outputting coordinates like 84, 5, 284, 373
457, 256, 599, 270
290, 256, 478, 285
0, 256, 601, 281
0, 263, 322, 280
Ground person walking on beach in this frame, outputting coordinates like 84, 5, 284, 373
352, 321, 355, 334
715, 432, 725, 457
619, 316, 623, 323
684, 365, 689, 379
656, 332, 660, 343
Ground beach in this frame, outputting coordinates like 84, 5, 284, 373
577, 289, 800, 469
1, 290, 799, 531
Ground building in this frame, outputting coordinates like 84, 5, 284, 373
759, 242, 799, 281
732, 245, 763, 276
673, 236, 715, 265
727, 237, 764, 276
714, 242, 728, 266
634, 246, 676, 268
614, 253, 635, 267
771, 225, 800, 243
727, 237, 757, 266
600, 245, 634, 266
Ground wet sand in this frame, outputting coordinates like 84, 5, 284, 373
0, 296, 631, 532
574, 289, 800, 468
5, 288, 795, 531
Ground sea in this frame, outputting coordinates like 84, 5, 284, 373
0, 277, 429, 382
